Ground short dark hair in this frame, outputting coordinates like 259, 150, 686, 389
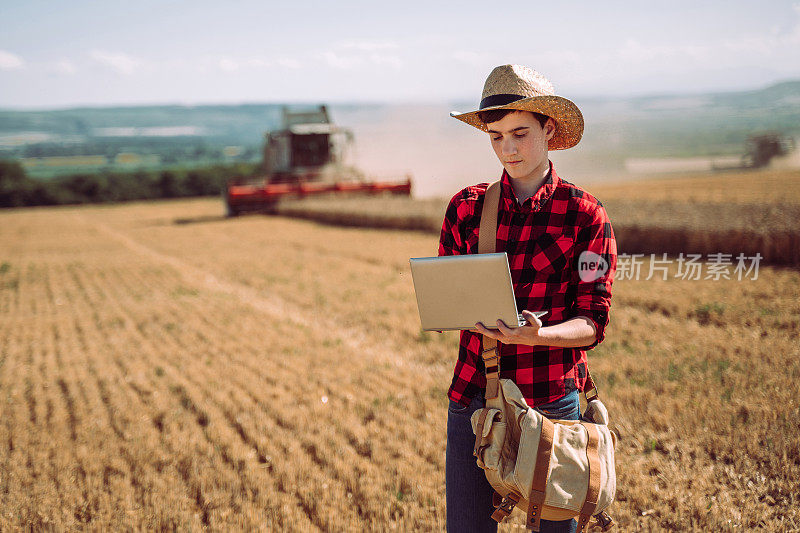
476, 109, 550, 129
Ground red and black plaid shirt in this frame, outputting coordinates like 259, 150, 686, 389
438, 160, 617, 407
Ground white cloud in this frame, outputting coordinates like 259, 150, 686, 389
54, 59, 77, 75
276, 57, 301, 69
320, 41, 403, 70
452, 50, 491, 66
90, 50, 140, 75
218, 57, 240, 72
787, 10, 800, 45
213, 55, 302, 71
618, 39, 711, 64
0, 50, 24, 70
367, 53, 402, 68
338, 40, 398, 52
721, 14, 800, 55
322, 50, 361, 69
665, 7, 800, 67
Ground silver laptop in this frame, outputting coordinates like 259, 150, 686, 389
409, 252, 548, 331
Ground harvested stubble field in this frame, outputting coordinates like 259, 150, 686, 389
274, 168, 800, 265
1, 179, 799, 531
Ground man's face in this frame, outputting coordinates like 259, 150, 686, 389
486, 110, 555, 182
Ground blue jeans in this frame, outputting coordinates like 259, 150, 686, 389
446, 389, 580, 533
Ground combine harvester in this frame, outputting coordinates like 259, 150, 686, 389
225, 105, 412, 216
712, 132, 797, 171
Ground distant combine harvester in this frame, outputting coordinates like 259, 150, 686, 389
713, 132, 796, 171
224, 105, 412, 216
741, 133, 796, 168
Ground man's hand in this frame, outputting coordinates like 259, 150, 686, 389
472, 314, 598, 349
472, 310, 544, 346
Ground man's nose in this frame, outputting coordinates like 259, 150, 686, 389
501, 137, 517, 156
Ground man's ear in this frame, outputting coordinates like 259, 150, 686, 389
545, 118, 556, 140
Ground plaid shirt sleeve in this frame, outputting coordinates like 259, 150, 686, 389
437, 187, 486, 404
438, 189, 471, 257
569, 202, 617, 349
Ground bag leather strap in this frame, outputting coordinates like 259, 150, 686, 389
472, 407, 503, 457
584, 370, 600, 402
478, 180, 502, 400
477, 180, 501, 255
472, 407, 491, 457
577, 422, 602, 533
526, 416, 555, 531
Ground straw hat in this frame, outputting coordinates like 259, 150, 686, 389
450, 64, 584, 150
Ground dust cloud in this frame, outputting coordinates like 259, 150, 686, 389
330, 103, 620, 199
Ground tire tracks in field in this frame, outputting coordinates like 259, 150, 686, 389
70, 257, 267, 529
84, 216, 440, 378
77, 261, 318, 531
78, 215, 446, 528
39, 317, 64, 507
53, 260, 143, 524
38, 266, 79, 510
26, 263, 85, 522
113, 250, 444, 528
176, 286, 446, 472
127, 304, 346, 531
90, 249, 435, 529
112, 244, 445, 480
0, 313, 22, 498
42, 256, 190, 527
88, 214, 448, 467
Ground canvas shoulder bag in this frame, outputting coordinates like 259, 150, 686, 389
470, 180, 617, 532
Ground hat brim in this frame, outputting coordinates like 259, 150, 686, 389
449, 95, 584, 150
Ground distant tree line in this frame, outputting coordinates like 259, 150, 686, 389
0, 160, 260, 208
16, 139, 261, 164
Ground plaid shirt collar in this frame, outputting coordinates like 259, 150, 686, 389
499, 159, 559, 213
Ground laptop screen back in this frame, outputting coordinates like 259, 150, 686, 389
409, 253, 520, 331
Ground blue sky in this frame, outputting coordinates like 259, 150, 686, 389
1, 0, 800, 108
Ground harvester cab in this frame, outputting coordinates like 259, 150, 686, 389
262, 105, 354, 183
743, 133, 796, 168
225, 105, 411, 216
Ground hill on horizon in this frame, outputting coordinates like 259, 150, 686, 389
1, 79, 798, 181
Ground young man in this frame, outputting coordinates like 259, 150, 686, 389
440, 65, 617, 532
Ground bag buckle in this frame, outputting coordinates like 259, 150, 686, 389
482, 345, 498, 358
482, 347, 499, 370
490, 493, 519, 523
593, 510, 614, 531
498, 494, 518, 512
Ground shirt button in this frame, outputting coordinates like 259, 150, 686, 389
513, 213, 526, 224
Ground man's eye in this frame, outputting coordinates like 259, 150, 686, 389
492, 136, 501, 141
514, 133, 526, 138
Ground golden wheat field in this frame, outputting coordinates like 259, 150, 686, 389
274, 168, 800, 265
1, 184, 799, 530
589, 168, 800, 205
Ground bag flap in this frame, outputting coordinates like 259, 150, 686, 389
470, 408, 502, 438
499, 378, 530, 411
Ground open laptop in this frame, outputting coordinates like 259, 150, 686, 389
409, 252, 548, 331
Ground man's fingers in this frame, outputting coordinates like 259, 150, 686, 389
521, 310, 543, 327
483, 330, 502, 341
496, 320, 515, 337
475, 322, 503, 341
474, 322, 490, 335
